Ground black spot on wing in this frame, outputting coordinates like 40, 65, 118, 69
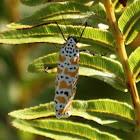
69, 67, 73, 70
60, 91, 63, 94
64, 91, 69, 97
65, 76, 69, 79
55, 100, 58, 104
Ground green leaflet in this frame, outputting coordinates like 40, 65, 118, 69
7, 2, 106, 30
79, 67, 126, 92
9, 99, 135, 132
7, 14, 91, 29
79, 52, 126, 91
20, 0, 90, 6
118, 1, 140, 43
129, 46, 140, 82
126, 20, 140, 44
27, 52, 59, 73
12, 118, 121, 140
90, 3, 106, 18
12, 118, 88, 140
27, 52, 126, 92
7, 2, 92, 29
0, 24, 114, 50
79, 53, 126, 91
10, 99, 134, 120
80, 52, 124, 81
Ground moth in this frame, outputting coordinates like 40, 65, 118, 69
54, 23, 87, 118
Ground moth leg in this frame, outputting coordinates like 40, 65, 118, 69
79, 49, 107, 56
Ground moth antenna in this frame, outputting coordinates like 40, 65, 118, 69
77, 21, 87, 43
55, 22, 67, 42
53, 1, 89, 119
52, 0, 70, 40
79, 49, 107, 56
74, 15, 91, 42
60, 10, 70, 37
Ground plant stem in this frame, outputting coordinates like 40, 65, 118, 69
102, 0, 140, 128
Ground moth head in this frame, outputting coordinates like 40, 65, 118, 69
67, 36, 77, 43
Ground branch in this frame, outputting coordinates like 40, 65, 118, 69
102, 0, 140, 128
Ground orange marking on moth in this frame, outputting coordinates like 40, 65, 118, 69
62, 102, 72, 113
59, 54, 66, 62
64, 68, 79, 77
56, 96, 66, 104
59, 81, 72, 90
73, 90, 76, 97
59, 109, 63, 113
70, 57, 80, 65
57, 67, 62, 74
62, 90, 76, 113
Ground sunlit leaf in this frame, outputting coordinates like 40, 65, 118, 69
126, 20, 140, 44
20, 0, 90, 6
27, 52, 126, 91
129, 46, 140, 81
12, 118, 121, 140
0, 24, 114, 52
118, 1, 140, 44
7, 2, 92, 29
9, 99, 135, 132
90, 3, 106, 19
